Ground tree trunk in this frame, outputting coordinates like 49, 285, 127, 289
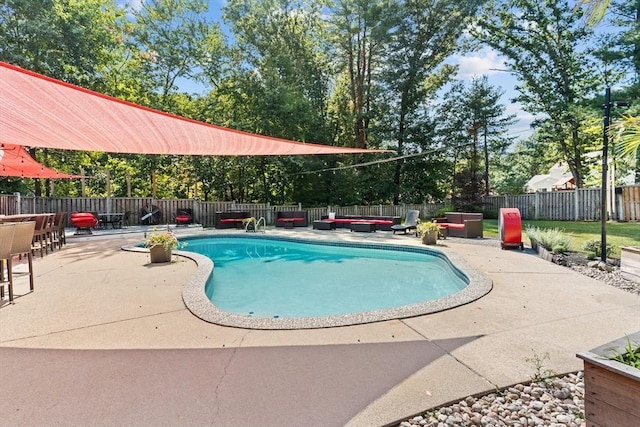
483, 125, 490, 196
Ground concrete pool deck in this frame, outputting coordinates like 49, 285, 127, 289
1, 226, 639, 426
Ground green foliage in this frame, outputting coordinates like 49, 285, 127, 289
482, 209, 498, 220
472, 0, 602, 189
416, 220, 441, 237
145, 230, 186, 250
610, 338, 640, 370
484, 219, 639, 259
525, 226, 572, 254
582, 239, 614, 258
525, 350, 556, 382
435, 205, 456, 218
2, 0, 635, 208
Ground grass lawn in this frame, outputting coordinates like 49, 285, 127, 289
483, 219, 640, 258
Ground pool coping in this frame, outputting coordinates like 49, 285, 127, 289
123, 234, 493, 330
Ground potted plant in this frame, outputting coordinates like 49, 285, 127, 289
145, 230, 183, 263
416, 220, 440, 245
577, 332, 640, 425
242, 217, 257, 232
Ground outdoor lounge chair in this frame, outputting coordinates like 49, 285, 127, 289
175, 208, 194, 226
391, 210, 420, 235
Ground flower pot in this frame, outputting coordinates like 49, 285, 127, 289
421, 230, 438, 245
577, 332, 640, 426
149, 246, 172, 263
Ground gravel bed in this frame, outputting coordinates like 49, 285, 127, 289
396, 238, 639, 427
398, 372, 585, 427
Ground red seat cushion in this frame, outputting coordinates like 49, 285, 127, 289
333, 219, 355, 224
446, 223, 465, 230
176, 215, 191, 222
277, 217, 304, 222
368, 220, 392, 225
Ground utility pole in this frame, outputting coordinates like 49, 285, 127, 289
600, 87, 611, 263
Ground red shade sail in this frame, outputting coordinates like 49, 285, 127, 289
0, 143, 80, 178
0, 62, 386, 156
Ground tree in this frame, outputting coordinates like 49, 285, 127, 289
379, 0, 484, 204
132, 0, 224, 110
0, 0, 127, 196
466, 76, 516, 195
575, 1, 640, 172
328, 0, 396, 149
491, 135, 557, 195
473, 0, 601, 188
577, 0, 612, 24
435, 77, 515, 206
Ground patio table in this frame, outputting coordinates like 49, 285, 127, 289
98, 213, 124, 229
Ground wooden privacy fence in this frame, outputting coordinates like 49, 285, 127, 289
483, 185, 639, 221
1, 185, 639, 225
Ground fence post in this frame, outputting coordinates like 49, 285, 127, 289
193, 199, 200, 225
13, 192, 21, 214
574, 189, 580, 221
534, 192, 540, 220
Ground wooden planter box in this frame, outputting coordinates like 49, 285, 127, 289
577, 332, 640, 427
530, 239, 554, 262
621, 246, 640, 283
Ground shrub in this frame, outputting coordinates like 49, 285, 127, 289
483, 209, 499, 220
525, 226, 571, 254
416, 220, 440, 237
435, 205, 455, 218
145, 230, 186, 250
582, 239, 614, 258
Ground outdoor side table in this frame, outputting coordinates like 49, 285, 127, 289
313, 220, 336, 230
350, 222, 376, 232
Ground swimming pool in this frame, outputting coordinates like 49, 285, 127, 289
173, 234, 492, 329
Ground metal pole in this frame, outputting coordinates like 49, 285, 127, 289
600, 87, 611, 263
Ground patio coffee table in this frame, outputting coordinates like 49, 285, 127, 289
350, 222, 376, 232
313, 220, 336, 230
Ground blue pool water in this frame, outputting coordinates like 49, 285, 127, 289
182, 236, 468, 319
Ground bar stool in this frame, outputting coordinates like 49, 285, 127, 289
7, 221, 37, 302
0, 223, 16, 302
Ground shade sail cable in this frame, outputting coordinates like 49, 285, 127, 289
0, 62, 388, 156
296, 142, 474, 175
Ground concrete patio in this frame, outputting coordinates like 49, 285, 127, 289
1, 227, 638, 426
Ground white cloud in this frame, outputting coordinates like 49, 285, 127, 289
450, 47, 506, 80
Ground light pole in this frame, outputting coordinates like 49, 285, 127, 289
600, 87, 611, 263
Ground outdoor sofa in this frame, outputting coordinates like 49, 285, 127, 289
214, 211, 250, 229
319, 214, 401, 231
275, 211, 308, 228
434, 212, 483, 238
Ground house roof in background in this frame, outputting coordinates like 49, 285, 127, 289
0, 62, 386, 156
